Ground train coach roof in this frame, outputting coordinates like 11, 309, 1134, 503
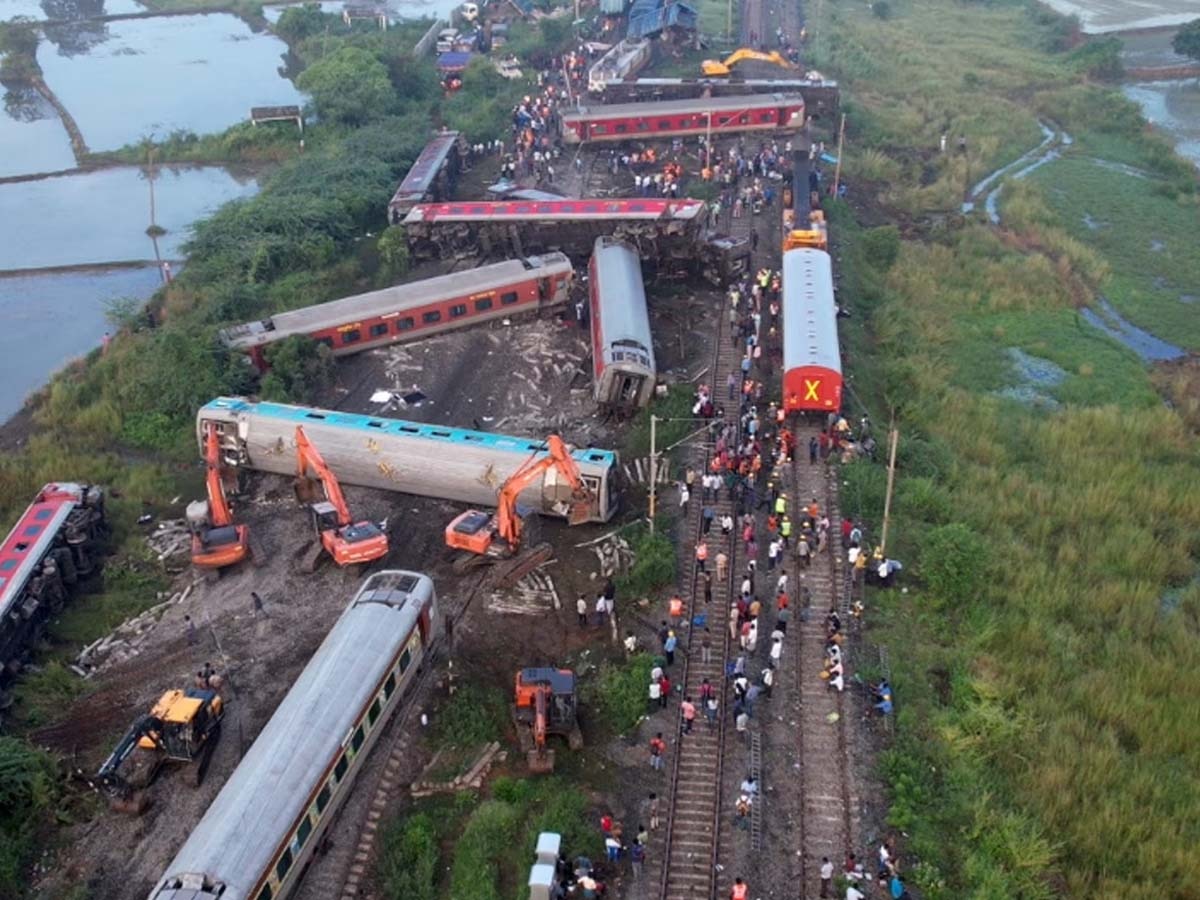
403, 198, 705, 224
562, 92, 804, 120
219, 254, 572, 350
0, 484, 86, 620
150, 572, 434, 900
199, 397, 619, 466
782, 249, 840, 376
388, 131, 461, 212
593, 238, 654, 362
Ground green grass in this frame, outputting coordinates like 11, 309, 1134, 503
582, 652, 655, 735
430, 684, 509, 751
1024, 156, 1200, 351
818, 1, 1200, 897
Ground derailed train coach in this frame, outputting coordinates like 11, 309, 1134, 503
782, 248, 843, 414
196, 398, 621, 523
588, 237, 657, 412
0, 483, 107, 687
148, 571, 438, 900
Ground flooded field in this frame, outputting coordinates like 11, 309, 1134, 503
1123, 80, 1200, 168
0, 84, 76, 177
0, 265, 164, 420
1119, 28, 1191, 68
0, 165, 258, 270
37, 12, 303, 150
0, 0, 143, 21
1039, 0, 1200, 33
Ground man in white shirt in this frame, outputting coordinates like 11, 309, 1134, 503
820, 857, 834, 897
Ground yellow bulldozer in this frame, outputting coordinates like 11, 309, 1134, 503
93, 687, 224, 813
702, 48, 799, 77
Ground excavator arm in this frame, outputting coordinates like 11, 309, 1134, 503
702, 48, 798, 77
94, 714, 162, 797
203, 425, 234, 527
295, 426, 352, 527
494, 435, 588, 549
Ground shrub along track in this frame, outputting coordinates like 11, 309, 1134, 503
786, 419, 858, 895
656, 284, 744, 900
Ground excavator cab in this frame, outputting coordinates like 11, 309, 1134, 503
514, 668, 583, 774
190, 424, 252, 575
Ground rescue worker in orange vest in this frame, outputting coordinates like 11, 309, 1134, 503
731, 877, 749, 900
669, 594, 684, 624
695, 540, 709, 572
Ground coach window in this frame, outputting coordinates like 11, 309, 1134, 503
317, 337, 334, 349
276, 848, 293, 881
423, 310, 441, 324
739, 114, 750, 124
384, 673, 397, 698
593, 124, 607, 134
636, 121, 649, 131
351, 726, 365, 753
399, 647, 412, 673
316, 784, 332, 813
342, 329, 360, 345
297, 815, 313, 849
615, 123, 628, 133
256, 886, 273, 900
450, 304, 467, 318
396, 317, 414, 331
369, 323, 388, 338
368, 697, 382, 726
658, 120, 671, 130
474, 298, 493, 312
501, 291, 519, 305
333, 754, 348, 782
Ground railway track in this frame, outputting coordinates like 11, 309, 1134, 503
294, 566, 489, 900
657, 286, 744, 900
787, 419, 857, 896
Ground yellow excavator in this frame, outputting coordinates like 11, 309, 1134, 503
702, 48, 798, 77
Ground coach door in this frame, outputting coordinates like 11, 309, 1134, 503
537, 276, 550, 307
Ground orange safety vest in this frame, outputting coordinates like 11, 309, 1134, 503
732, 884, 749, 900
669, 596, 684, 617
696, 544, 708, 562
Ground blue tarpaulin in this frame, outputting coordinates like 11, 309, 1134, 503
437, 51, 473, 72
627, 0, 696, 38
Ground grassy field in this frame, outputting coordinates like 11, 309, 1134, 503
815, 0, 1200, 897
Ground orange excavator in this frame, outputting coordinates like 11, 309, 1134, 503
188, 423, 251, 574
444, 434, 593, 584
513, 668, 583, 774
294, 426, 390, 572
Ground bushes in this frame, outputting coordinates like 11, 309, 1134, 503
617, 526, 676, 597
378, 813, 438, 900
585, 653, 654, 735
917, 523, 987, 605
431, 683, 509, 749
449, 800, 522, 900
296, 46, 397, 127
0, 738, 58, 897
260, 336, 335, 404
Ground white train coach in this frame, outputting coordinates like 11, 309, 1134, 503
588, 237, 656, 413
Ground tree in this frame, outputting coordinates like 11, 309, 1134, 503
1173, 18, 1200, 62
275, 2, 335, 42
296, 47, 395, 128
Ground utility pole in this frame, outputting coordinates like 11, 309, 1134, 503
649, 414, 659, 533
726, 0, 732, 41
879, 425, 900, 553
831, 112, 846, 198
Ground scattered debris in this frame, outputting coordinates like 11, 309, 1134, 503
75, 583, 195, 676
145, 520, 191, 569
410, 741, 507, 796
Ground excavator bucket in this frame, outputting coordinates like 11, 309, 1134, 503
567, 498, 591, 526
527, 748, 556, 774
109, 791, 150, 816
